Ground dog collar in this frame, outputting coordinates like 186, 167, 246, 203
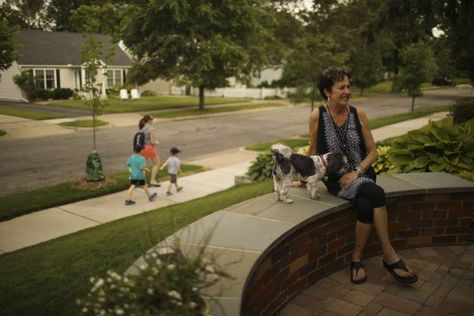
319, 155, 328, 169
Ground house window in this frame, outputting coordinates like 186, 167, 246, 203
106, 69, 126, 88
34, 69, 57, 90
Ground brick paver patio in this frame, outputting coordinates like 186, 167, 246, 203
279, 244, 474, 316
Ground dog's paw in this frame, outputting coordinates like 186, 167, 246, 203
283, 198, 293, 204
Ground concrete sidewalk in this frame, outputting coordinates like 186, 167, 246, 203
0, 112, 451, 255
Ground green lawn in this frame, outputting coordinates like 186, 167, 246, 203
59, 119, 109, 128
0, 108, 66, 120
0, 165, 205, 222
0, 180, 273, 316
49, 96, 252, 113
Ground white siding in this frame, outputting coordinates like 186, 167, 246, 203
59, 68, 76, 90
0, 62, 24, 101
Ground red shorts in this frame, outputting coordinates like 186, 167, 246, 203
140, 144, 157, 159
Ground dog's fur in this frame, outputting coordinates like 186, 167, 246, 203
271, 143, 346, 203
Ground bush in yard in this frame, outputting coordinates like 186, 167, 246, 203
52, 88, 74, 100
13, 70, 36, 100
247, 153, 273, 181
450, 97, 474, 125
388, 117, 473, 177
78, 246, 232, 316
141, 90, 157, 97
35, 89, 53, 101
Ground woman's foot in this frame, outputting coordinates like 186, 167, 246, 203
149, 181, 161, 187
350, 261, 367, 284
383, 255, 417, 284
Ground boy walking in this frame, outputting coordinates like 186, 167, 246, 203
161, 147, 183, 196
125, 145, 157, 205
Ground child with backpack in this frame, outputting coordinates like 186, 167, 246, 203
160, 147, 183, 196
125, 145, 157, 205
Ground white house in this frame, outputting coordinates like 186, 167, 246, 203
0, 29, 133, 101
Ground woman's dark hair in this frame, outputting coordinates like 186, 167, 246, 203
138, 114, 153, 129
317, 67, 351, 99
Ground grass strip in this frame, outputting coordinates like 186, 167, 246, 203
0, 108, 65, 120
369, 105, 450, 129
152, 101, 285, 118
0, 180, 273, 316
49, 96, 251, 113
59, 119, 109, 128
0, 164, 205, 222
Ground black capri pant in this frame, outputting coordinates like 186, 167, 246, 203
355, 182, 386, 223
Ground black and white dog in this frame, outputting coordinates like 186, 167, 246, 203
271, 143, 346, 203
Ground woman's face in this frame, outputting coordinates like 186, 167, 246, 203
326, 75, 350, 107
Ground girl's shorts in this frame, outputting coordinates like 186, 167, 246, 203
141, 144, 157, 159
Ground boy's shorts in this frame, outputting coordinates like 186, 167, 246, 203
169, 174, 177, 184
130, 179, 146, 186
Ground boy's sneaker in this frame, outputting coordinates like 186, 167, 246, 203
166, 191, 172, 196
149, 193, 157, 202
125, 200, 136, 206
177, 187, 183, 192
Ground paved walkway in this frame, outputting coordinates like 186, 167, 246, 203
279, 245, 474, 316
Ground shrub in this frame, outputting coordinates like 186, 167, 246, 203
247, 153, 273, 181
13, 71, 36, 101
450, 97, 474, 124
52, 88, 74, 100
106, 87, 120, 98
373, 146, 395, 174
388, 117, 473, 176
141, 90, 157, 97
35, 89, 53, 101
78, 246, 232, 316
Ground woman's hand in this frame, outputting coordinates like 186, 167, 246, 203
339, 171, 359, 190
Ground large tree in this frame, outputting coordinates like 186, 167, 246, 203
122, 0, 275, 110
0, 18, 18, 71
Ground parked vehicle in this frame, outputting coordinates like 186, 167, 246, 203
431, 77, 453, 86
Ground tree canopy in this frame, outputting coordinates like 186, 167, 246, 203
122, 0, 276, 109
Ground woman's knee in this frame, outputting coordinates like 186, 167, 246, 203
359, 182, 386, 207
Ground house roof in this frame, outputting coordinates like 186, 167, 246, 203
16, 29, 133, 67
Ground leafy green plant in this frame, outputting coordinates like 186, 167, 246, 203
78, 246, 232, 316
388, 117, 474, 175
373, 146, 395, 174
13, 71, 36, 101
141, 90, 157, 97
450, 97, 474, 125
247, 153, 273, 181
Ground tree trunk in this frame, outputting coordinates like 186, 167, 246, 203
411, 95, 415, 113
198, 85, 205, 110
92, 110, 97, 151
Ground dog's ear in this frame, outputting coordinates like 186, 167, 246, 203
327, 153, 346, 175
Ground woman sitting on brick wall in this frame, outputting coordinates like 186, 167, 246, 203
307, 67, 418, 285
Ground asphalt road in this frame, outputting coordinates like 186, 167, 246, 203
0, 87, 471, 196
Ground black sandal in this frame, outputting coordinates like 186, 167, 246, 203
383, 259, 418, 285
350, 261, 367, 284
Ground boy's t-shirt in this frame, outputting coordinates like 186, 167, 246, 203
165, 156, 180, 174
127, 154, 146, 180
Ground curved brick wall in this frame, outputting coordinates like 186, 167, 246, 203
241, 191, 473, 316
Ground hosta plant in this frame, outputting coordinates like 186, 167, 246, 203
373, 145, 396, 174
247, 153, 273, 181
78, 246, 232, 316
388, 117, 474, 175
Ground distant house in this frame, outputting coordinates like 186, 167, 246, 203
0, 29, 133, 101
